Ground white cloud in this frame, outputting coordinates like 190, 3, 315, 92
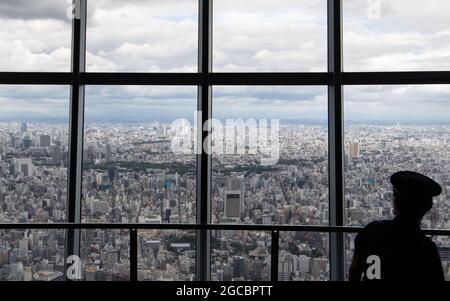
0, 0, 449, 121
0, 18, 71, 71
343, 0, 450, 71
213, 0, 327, 72
86, 0, 198, 72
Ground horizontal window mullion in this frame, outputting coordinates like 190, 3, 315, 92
3, 223, 449, 236
82, 73, 201, 85
0, 72, 72, 85
343, 71, 450, 85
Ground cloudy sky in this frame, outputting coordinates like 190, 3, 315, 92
0, 0, 449, 122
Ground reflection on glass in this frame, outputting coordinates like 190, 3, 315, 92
138, 230, 196, 281
278, 232, 329, 281
212, 87, 328, 225
0, 2, 71, 71
80, 229, 130, 281
82, 86, 197, 224
211, 230, 271, 281
87, 0, 198, 72
344, 85, 450, 229
344, 0, 450, 71
0, 229, 66, 281
213, 0, 327, 72
0, 86, 70, 223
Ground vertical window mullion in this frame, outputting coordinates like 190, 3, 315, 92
196, 0, 213, 281
327, 0, 345, 281
66, 0, 87, 270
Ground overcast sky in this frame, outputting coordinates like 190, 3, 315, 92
0, 0, 449, 122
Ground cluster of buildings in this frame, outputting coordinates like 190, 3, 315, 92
345, 124, 450, 230
0, 120, 449, 280
0, 122, 68, 224
210, 230, 272, 281
81, 229, 130, 281
137, 230, 196, 281
82, 122, 197, 224
0, 229, 65, 281
278, 231, 329, 281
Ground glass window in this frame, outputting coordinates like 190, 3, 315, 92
434, 236, 450, 281
210, 230, 271, 281
138, 229, 196, 281
80, 229, 130, 281
82, 86, 197, 224
0, 1, 71, 71
345, 234, 450, 281
344, 0, 450, 71
86, 0, 198, 72
344, 85, 450, 229
213, 0, 327, 72
212, 86, 328, 225
278, 232, 329, 281
0, 229, 66, 281
0, 86, 70, 223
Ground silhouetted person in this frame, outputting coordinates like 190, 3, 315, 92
349, 171, 444, 281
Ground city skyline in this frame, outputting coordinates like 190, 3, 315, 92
1, 119, 449, 281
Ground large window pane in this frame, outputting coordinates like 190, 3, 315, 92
344, 85, 450, 229
278, 232, 329, 281
213, 0, 327, 72
0, 86, 70, 223
344, 0, 450, 71
138, 229, 196, 281
0, 229, 66, 281
80, 229, 130, 281
345, 233, 450, 281
82, 86, 197, 224
0, 1, 71, 71
211, 230, 271, 281
212, 87, 328, 225
87, 0, 198, 72
434, 236, 450, 281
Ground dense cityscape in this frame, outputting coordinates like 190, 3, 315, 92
0, 120, 449, 280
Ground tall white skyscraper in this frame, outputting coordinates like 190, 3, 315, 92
19, 238, 28, 257
106, 143, 112, 162
348, 142, 360, 159
13, 158, 33, 176
224, 177, 244, 221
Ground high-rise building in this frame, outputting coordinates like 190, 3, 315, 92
52, 145, 61, 165
13, 158, 33, 177
40, 135, 51, 147
20, 122, 27, 133
224, 177, 244, 221
22, 136, 32, 149
23, 266, 33, 281
348, 142, 360, 159
19, 238, 28, 257
85, 265, 97, 281
232, 256, 245, 278
106, 144, 112, 162
106, 247, 120, 269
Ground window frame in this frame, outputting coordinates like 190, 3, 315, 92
0, 0, 450, 281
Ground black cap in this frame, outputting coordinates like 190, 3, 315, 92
390, 171, 442, 201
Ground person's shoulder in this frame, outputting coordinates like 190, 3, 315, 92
419, 233, 439, 249
363, 220, 393, 232
356, 220, 392, 241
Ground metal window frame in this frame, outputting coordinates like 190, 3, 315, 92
66, 0, 86, 270
0, 0, 450, 282
328, 0, 345, 281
